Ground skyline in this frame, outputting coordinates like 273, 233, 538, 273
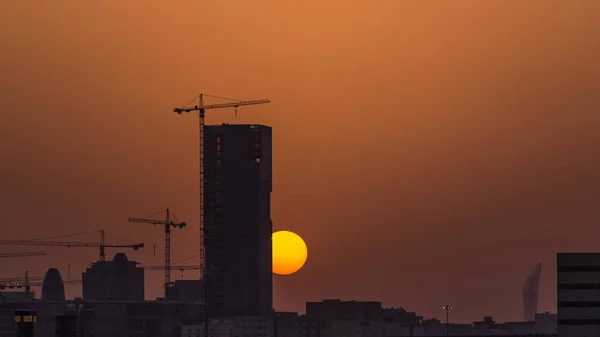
2, 0, 600, 323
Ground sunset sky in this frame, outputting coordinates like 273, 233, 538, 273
1, 0, 600, 323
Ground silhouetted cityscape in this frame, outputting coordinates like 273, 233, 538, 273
3, 119, 597, 337
5, 1, 600, 337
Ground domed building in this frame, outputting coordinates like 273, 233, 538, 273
41, 268, 65, 300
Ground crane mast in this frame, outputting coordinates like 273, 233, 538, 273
173, 93, 270, 328
127, 208, 186, 294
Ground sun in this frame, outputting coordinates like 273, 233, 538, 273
272, 231, 308, 275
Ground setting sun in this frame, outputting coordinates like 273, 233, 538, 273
272, 231, 308, 275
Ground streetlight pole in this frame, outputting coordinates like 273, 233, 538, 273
442, 305, 452, 336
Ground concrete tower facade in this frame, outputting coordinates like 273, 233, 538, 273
203, 124, 273, 318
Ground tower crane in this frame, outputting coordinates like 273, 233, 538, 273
1, 280, 82, 293
0, 270, 82, 297
142, 265, 201, 290
0, 230, 144, 262
127, 209, 186, 293
0, 251, 47, 258
173, 94, 270, 273
174, 93, 270, 334
0, 276, 43, 283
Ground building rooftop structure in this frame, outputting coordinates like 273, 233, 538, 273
82, 252, 144, 301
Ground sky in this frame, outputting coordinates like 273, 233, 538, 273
1, 0, 600, 323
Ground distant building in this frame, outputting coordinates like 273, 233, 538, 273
522, 262, 542, 321
535, 312, 557, 335
557, 253, 600, 337
82, 252, 144, 301
182, 318, 234, 337
41, 268, 65, 301
330, 320, 406, 337
233, 316, 274, 337
182, 316, 273, 337
381, 307, 422, 326
306, 299, 382, 322
273, 310, 556, 337
275, 312, 302, 337
166, 280, 203, 302
0, 300, 202, 337
203, 124, 273, 318
0, 291, 35, 302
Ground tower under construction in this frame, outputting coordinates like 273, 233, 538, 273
203, 124, 273, 318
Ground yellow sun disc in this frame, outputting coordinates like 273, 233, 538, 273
272, 231, 308, 275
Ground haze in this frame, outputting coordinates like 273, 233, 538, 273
1, 0, 600, 323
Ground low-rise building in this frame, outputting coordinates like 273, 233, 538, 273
274, 311, 557, 337
182, 319, 235, 337
0, 300, 202, 337
535, 312, 557, 335
182, 315, 273, 337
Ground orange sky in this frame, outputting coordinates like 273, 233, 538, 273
1, 0, 600, 323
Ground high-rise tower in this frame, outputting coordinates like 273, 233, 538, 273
522, 262, 542, 321
203, 124, 273, 318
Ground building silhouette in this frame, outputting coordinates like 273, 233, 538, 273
41, 268, 65, 301
82, 252, 144, 301
306, 299, 383, 322
203, 124, 273, 318
522, 262, 541, 321
557, 253, 600, 337
166, 280, 203, 302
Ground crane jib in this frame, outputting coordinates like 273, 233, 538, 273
173, 99, 270, 113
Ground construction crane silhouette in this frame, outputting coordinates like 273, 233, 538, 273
0, 276, 43, 283
0, 230, 144, 262
174, 93, 270, 334
0, 271, 79, 284
173, 94, 270, 273
1, 279, 81, 295
0, 271, 81, 297
142, 265, 200, 290
127, 209, 186, 293
0, 282, 82, 290
0, 251, 47, 258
